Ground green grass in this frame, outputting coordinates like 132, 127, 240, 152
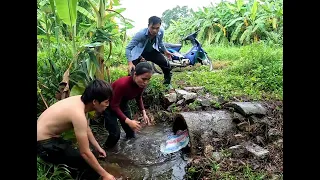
112, 42, 283, 101
37, 157, 72, 180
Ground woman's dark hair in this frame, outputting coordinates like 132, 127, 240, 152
131, 62, 153, 76
81, 79, 113, 105
148, 16, 162, 26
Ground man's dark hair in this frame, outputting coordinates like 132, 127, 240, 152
81, 79, 113, 104
148, 16, 162, 26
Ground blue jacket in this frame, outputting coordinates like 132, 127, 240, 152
125, 27, 167, 62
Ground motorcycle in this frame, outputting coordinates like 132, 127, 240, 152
152, 30, 213, 74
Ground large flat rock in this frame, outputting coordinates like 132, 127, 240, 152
225, 102, 267, 116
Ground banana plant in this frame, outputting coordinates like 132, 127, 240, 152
50, 0, 78, 100
76, 0, 128, 82
69, 0, 130, 97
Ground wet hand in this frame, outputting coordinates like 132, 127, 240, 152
140, 56, 146, 61
125, 118, 141, 132
97, 147, 106, 158
164, 51, 173, 60
128, 63, 135, 74
143, 113, 151, 125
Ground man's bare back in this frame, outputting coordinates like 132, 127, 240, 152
37, 79, 115, 180
37, 95, 86, 141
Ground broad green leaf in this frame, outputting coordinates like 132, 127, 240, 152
83, 42, 104, 48
54, 0, 78, 26
77, 6, 95, 21
240, 26, 252, 44
236, 0, 244, 12
88, 111, 95, 119
37, 35, 57, 42
212, 18, 219, 22
86, 59, 97, 79
215, 31, 222, 43
105, 13, 117, 20
272, 18, 277, 29
250, 0, 258, 21
225, 2, 235, 12
49, 0, 55, 14
252, 24, 260, 33
231, 22, 244, 41
87, 0, 99, 20
114, 8, 126, 14
70, 81, 86, 96
112, 0, 120, 6
226, 17, 243, 28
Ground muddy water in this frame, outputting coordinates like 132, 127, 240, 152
97, 123, 188, 180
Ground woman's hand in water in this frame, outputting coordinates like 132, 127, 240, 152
142, 110, 151, 125
125, 118, 141, 132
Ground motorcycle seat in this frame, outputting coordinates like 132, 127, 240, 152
164, 43, 182, 48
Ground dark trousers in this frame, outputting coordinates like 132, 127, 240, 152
37, 137, 100, 180
133, 50, 172, 84
103, 102, 135, 148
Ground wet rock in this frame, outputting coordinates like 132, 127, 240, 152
268, 128, 282, 141
164, 92, 177, 103
200, 99, 211, 107
195, 106, 202, 111
225, 102, 267, 117
242, 141, 269, 159
176, 99, 184, 106
175, 89, 197, 101
229, 145, 247, 158
233, 112, 245, 123
183, 86, 204, 92
211, 96, 226, 104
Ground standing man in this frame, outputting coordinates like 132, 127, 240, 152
37, 79, 116, 180
125, 16, 174, 89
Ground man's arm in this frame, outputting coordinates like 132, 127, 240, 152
158, 28, 168, 53
72, 112, 111, 178
87, 126, 102, 151
125, 32, 142, 62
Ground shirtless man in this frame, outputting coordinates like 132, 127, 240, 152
37, 79, 115, 180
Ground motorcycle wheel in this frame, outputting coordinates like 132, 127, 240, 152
207, 56, 214, 71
